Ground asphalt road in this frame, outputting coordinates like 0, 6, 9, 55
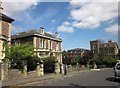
26, 68, 120, 87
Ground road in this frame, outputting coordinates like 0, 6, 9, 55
25, 68, 120, 87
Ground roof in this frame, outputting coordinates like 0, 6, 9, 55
99, 41, 118, 48
0, 13, 14, 23
68, 48, 90, 51
11, 29, 62, 41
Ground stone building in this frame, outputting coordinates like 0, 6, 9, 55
90, 40, 119, 57
11, 27, 62, 64
0, 2, 14, 63
0, 2, 14, 80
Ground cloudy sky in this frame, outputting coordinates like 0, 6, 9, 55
2, 0, 119, 50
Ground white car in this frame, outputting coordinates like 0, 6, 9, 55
114, 61, 120, 79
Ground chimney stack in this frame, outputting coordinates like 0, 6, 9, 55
55, 32, 59, 38
108, 40, 112, 43
40, 27, 44, 35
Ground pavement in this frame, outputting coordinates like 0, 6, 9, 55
2, 68, 91, 87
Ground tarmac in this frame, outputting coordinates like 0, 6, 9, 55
2, 68, 101, 87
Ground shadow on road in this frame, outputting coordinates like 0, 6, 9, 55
106, 77, 120, 83
69, 83, 87, 88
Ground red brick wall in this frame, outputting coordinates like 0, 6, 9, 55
2, 22, 9, 37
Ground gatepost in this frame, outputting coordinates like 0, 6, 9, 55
55, 60, 59, 74
22, 61, 27, 77
87, 62, 90, 69
40, 60, 44, 76
36, 62, 40, 76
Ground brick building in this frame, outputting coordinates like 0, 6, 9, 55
67, 48, 90, 64
11, 27, 62, 64
90, 40, 119, 57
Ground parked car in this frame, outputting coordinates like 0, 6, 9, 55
114, 61, 120, 79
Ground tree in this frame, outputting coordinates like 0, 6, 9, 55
9, 44, 40, 70
71, 55, 80, 66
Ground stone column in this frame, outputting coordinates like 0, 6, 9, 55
1, 63, 4, 80
61, 64, 64, 75
93, 63, 97, 69
36, 62, 41, 76
55, 62, 59, 74
87, 62, 90, 69
23, 65, 27, 77
81, 65, 85, 70
1, 62, 9, 80
40, 61, 44, 76
76, 63, 80, 71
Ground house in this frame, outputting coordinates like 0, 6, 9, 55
0, 2, 14, 63
90, 40, 119, 57
11, 27, 62, 64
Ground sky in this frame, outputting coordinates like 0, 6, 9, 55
2, 0, 119, 51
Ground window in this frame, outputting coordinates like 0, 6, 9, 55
39, 38, 42, 48
56, 42, 58, 51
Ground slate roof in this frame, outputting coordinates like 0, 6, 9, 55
0, 13, 14, 23
11, 29, 62, 41
68, 48, 90, 52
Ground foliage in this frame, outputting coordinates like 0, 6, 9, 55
9, 44, 40, 71
62, 50, 67, 64
71, 55, 80, 66
10, 44, 34, 61
27, 56, 40, 71
2, 42, 10, 63
41, 56, 56, 62
62, 50, 67, 58
90, 54, 118, 67
41, 56, 56, 73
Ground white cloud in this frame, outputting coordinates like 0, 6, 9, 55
2, 0, 39, 23
57, 1, 118, 33
70, 1, 118, 29
104, 24, 119, 34
57, 21, 74, 33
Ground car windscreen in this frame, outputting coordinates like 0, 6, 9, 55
116, 64, 120, 70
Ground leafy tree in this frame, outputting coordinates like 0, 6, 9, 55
90, 54, 118, 67
9, 44, 40, 70
62, 50, 67, 58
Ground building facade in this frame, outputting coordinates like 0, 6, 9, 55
67, 48, 90, 64
90, 40, 119, 57
0, 2, 14, 63
11, 27, 62, 64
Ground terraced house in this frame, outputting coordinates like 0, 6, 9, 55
11, 27, 62, 64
